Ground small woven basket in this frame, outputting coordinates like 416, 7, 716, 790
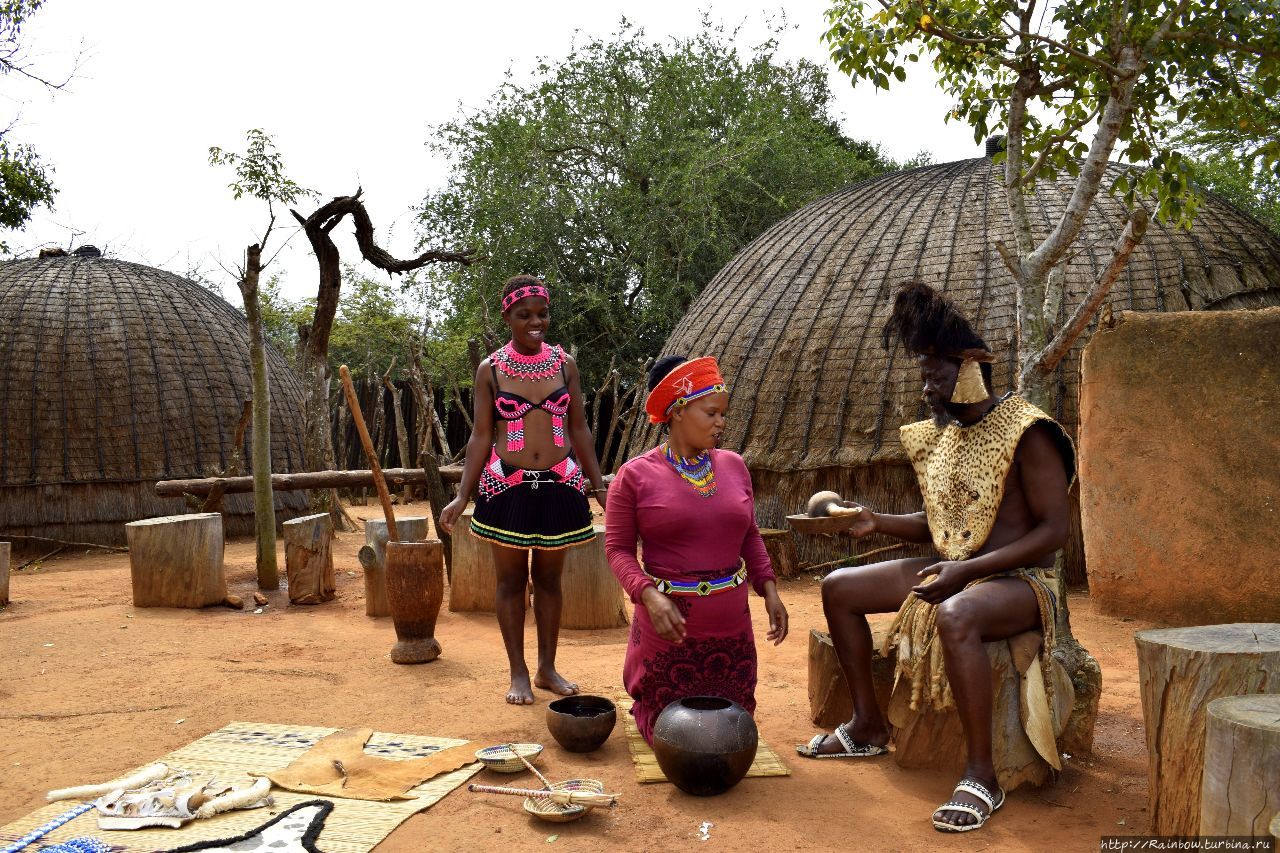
522, 779, 605, 823
474, 743, 544, 773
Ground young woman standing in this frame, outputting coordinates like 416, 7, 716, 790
440, 275, 608, 705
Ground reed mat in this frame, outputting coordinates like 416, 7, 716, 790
0, 721, 482, 853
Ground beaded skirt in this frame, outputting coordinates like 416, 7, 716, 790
469, 449, 594, 551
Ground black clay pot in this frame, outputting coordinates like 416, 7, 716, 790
546, 695, 617, 753
651, 696, 758, 796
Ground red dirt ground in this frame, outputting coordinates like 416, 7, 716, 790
1, 503, 1157, 852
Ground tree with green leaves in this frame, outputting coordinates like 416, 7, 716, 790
1172, 54, 1280, 237
209, 129, 315, 590
1, 0, 63, 252
1188, 154, 1280, 237
417, 17, 903, 386
256, 269, 424, 380
823, 0, 1280, 404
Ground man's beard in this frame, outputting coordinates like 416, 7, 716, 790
932, 408, 952, 428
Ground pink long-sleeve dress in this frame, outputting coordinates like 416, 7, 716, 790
605, 446, 776, 744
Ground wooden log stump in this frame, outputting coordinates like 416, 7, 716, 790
759, 528, 798, 579
449, 508, 497, 613
385, 540, 444, 664
361, 517, 429, 617
554, 524, 627, 630
125, 514, 227, 608
887, 631, 1075, 792
1201, 694, 1280, 835
808, 628, 895, 728
808, 626, 1076, 791
283, 513, 335, 605
0, 541, 9, 607
1136, 623, 1280, 835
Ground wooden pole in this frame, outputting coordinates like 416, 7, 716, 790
339, 364, 398, 542
0, 541, 9, 607
239, 243, 279, 590
157, 467, 460, 497
384, 368, 413, 503
1135, 623, 1280, 835
420, 449, 453, 581
1200, 694, 1280, 835
156, 467, 610, 497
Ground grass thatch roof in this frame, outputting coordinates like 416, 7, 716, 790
0, 254, 310, 544
626, 156, 1280, 471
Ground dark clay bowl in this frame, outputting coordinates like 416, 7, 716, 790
546, 695, 617, 753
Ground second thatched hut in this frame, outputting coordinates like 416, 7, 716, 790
624, 146, 1280, 582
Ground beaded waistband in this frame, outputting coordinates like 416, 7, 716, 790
645, 561, 747, 597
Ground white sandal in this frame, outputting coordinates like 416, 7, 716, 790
932, 778, 1005, 832
795, 722, 889, 759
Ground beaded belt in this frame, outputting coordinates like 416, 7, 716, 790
645, 561, 747, 597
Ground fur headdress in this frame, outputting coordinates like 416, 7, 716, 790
882, 281, 993, 404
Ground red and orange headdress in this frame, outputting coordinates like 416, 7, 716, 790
645, 356, 728, 424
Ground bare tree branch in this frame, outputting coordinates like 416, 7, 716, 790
1023, 207, 1148, 381
995, 240, 1025, 283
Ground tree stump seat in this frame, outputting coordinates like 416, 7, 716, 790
283, 513, 336, 605
808, 625, 1086, 791
1201, 694, 1280, 836
450, 508, 627, 629
1135, 623, 1280, 835
759, 528, 798, 579
125, 513, 227, 609
448, 509, 497, 614
556, 524, 628, 629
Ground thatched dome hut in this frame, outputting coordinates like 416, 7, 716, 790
626, 150, 1280, 581
0, 250, 310, 547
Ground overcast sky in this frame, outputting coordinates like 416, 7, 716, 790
6, 0, 983, 302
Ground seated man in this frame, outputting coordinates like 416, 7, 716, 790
796, 280, 1075, 834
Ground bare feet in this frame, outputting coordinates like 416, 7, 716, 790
533, 668, 579, 696
506, 672, 534, 705
801, 718, 889, 756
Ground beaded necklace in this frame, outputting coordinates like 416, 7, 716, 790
492, 341, 565, 381
662, 442, 717, 498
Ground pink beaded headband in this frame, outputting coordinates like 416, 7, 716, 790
502, 283, 550, 312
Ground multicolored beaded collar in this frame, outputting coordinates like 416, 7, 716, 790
662, 442, 717, 498
492, 341, 566, 381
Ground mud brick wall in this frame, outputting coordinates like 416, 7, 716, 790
1078, 308, 1280, 625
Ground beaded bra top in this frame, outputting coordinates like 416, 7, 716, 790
491, 342, 570, 452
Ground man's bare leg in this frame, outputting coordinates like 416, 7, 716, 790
805, 557, 934, 755
530, 548, 578, 696
493, 545, 535, 705
932, 578, 1040, 827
